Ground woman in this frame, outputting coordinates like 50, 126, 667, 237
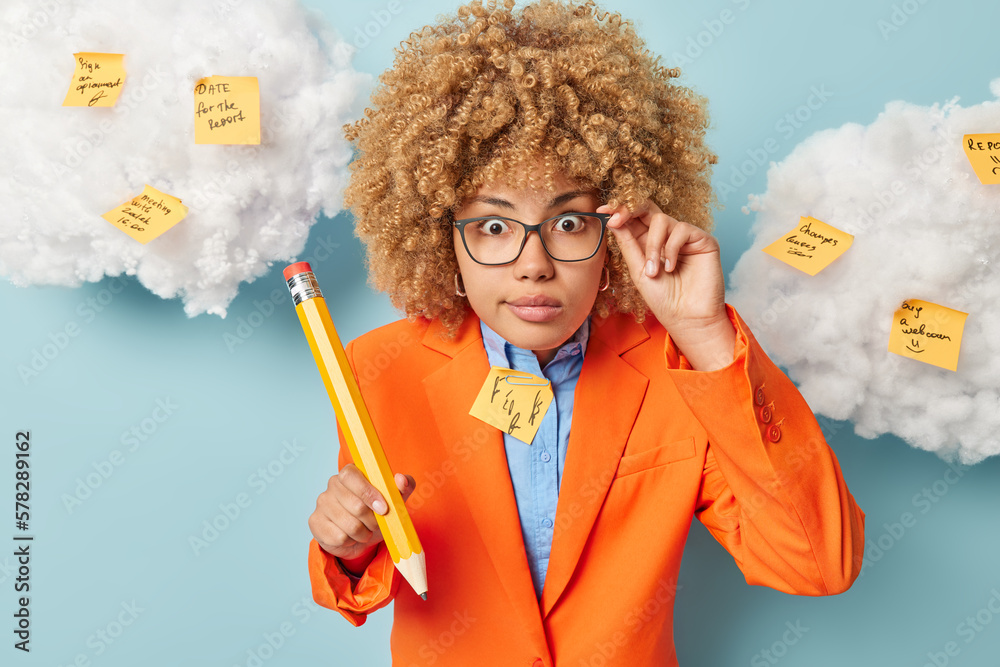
306, 1, 865, 664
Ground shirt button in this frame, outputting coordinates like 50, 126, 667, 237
767, 424, 782, 443
541, 518, 553, 528
754, 385, 766, 406
540, 451, 551, 462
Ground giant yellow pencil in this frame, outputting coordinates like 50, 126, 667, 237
284, 262, 427, 599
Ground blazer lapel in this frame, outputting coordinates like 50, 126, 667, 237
540, 314, 651, 617
421, 315, 550, 657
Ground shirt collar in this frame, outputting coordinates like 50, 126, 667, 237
480, 316, 591, 370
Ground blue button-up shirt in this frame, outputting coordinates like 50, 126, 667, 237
480, 318, 590, 599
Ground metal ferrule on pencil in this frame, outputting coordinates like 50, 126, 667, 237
286, 270, 323, 305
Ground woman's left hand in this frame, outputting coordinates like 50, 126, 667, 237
598, 199, 736, 370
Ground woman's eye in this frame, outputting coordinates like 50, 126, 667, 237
553, 215, 585, 233
476, 219, 511, 235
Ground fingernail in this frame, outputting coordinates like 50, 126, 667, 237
663, 258, 671, 272
609, 213, 619, 226
373, 499, 388, 515
645, 259, 656, 276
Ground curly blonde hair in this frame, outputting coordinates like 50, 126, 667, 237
343, 0, 717, 335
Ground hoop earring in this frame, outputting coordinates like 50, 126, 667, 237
599, 265, 610, 292
454, 273, 466, 297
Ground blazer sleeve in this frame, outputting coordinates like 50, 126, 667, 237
307, 340, 401, 626
665, 305, 866, 596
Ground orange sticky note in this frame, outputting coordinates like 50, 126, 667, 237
962, 134, 1000, 185
888, 299, 968, 372
194, 76, 260, 145
101, 185, 188, 244
470, 367, 554, 445
62, 53, 126, 107
762, 216, 854, 276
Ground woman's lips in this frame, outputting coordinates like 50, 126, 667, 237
505, 296, 563, 322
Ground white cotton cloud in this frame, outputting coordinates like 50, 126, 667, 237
729, 78, 1000, 465
0, 0, 368, 316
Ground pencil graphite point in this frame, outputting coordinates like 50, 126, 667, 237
420, 592, 428, 601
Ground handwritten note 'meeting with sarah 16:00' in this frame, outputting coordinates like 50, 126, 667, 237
101, 185, 188, 244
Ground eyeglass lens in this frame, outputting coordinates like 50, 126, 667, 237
463, 214, 603, 263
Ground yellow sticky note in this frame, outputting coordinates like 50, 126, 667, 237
62, 53, 126, 107
101, 185, 188, 244
762, 216, 854, 276
194, 76, 260, 145
888, 299, 968, 372
469, 367, 554, 445
963, 134, 1000, 185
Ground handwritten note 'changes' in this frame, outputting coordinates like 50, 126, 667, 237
963, 134, 1000, 185
762, 216, 854, 276
888, 299, 968, 372
101, 185, 188, 244
470, 367, 554, 445
194, 76, 260, 145
62, 53, 125, 107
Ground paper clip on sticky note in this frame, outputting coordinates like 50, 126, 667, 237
504, 373, 550, 387
284, 262, 427, 599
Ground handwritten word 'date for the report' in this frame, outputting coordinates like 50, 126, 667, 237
62, 52, 126, 107
762, 216, 853, 276
888, 299, 968, 372
194, 76, 260, 145
963, 133, 1000, 185
469, 367, 554, 445
100, 185, 187, 244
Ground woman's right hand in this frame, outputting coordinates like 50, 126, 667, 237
308, 463, 416, 562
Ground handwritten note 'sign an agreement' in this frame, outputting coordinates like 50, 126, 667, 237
63, 53, 125, 107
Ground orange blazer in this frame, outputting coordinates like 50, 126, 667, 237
308, 306, 865, 666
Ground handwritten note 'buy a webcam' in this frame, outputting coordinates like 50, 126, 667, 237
888, 299, 968, 372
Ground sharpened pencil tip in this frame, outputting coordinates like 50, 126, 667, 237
419, 592, 428, 601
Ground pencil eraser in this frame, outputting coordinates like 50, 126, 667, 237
283, 262, 313, 281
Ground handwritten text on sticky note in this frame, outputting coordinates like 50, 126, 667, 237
963, 134, 1000, 185
470, 367, 554, 445
888, 299, 968, 372
194, 76, 260, 145
62, 53, 125, 107
101, 185, 188, 244
762, 217, 854, 276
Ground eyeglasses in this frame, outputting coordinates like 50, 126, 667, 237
452, 212, 610, 265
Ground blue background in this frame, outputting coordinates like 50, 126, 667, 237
2, 1, 1000, 665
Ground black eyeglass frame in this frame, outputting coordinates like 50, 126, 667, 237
452, 211, 611, 266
